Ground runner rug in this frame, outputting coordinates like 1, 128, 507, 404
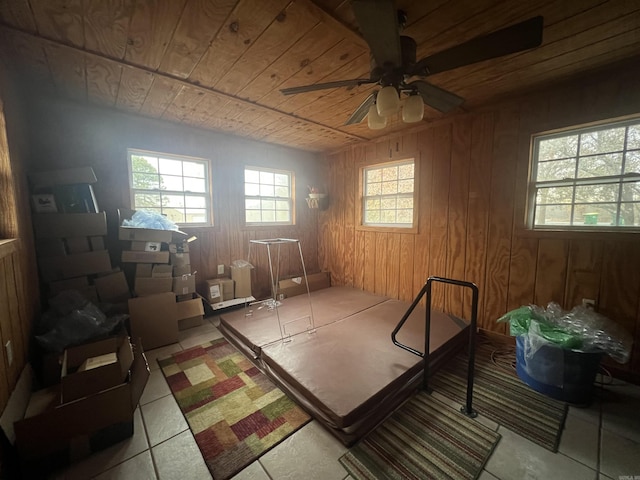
158, 337, 311, 480
340, 392, 500, 480
429, 344, 568, 451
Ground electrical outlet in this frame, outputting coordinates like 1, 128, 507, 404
5, 340, 13, 366
582, 298, 596, 309
217, 264, 225, 275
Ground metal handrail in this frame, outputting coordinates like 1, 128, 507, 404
391, 276, 479, 417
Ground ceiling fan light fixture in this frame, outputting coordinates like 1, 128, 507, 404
376, 86, 399, 117
402, 94, 424, 123
367, 104, 387, 130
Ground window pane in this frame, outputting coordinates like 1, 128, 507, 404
132, 155, 158, 171
536, 158, 576, 181
536, 186, 573, 205
381, 197, 397, 209
159, 158, 182, 174
260, 171, 274, 184
365, 198, 380, 210
381, 210, 396, 223
276, 200, 289, 210
625, 150, 640, 173
397, 179, 413, 193
622, 181, 640, 202
275, 186, 289, 197
132, 173, 159, 190
572, 205, 616, 226
245, 183, 259, 196
627, 125, 640, 149
134, 193, 160, 208
261, 199, 275, 210
245, 169, 259, 183
276, 210, 290, 222
397, 196, 413, 209
619, 202, 640, 226
164, 209, 185, 224
185, 209, 207, 223
274, 173, 289, 186
381, 181, 398, 195
398, 164, 414, 179
161, 174, 183, 191
382, 167, 398, 181
575, 184, 618, 203
184, 177, 206, 193
579, 127, 625, 155
363, 161, 415, 228
365, 210, 380, 223
366, 182, 381, 195
183, 161, 205, 178
366, 169, 381, 183
162, 194, 185, 208
246, 199, 260, 210
397, 209, 413, 223
260, 184, 275, 197
185, 196, 206, 208
538, 136, 578, 160
577, 153, 623, 178
262, 210, 275, 222
535, 204, 572, 226
246, 210, 261, 222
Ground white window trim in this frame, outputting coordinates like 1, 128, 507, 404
127, 148, 212, 227
528, 117, 640, 232
244, 166, 294, 227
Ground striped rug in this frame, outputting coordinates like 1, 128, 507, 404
429, 345, 568, 451
340, 393, 500, 480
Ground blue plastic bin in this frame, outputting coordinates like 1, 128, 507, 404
515, 335, 603, 404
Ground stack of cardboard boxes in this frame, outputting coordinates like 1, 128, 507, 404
120, 223, 203, 350
29, 167, 122, 304
205, 262, 253, 306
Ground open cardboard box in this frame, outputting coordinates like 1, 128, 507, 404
10, 337, 149, 475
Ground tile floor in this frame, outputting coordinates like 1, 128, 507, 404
53, 316, 640, 480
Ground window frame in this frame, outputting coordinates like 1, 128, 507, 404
527, 117, 640, 232
244, 166, 295, 227
357, 157, 419, 234
127, 148, 213, 227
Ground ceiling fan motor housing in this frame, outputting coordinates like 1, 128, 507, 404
370, 35, 417, 87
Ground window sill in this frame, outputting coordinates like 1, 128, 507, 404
515, 226, 640, 240
355, 225, 418, 234
0, 239, 18, 259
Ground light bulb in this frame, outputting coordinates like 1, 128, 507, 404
403, 94, 424, 123
367, 104, 387, 130
376, 86, 400, 117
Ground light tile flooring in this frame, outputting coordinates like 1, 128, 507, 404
54, 317, 640, 480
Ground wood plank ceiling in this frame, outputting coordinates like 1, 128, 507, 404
0, 0, 639, 153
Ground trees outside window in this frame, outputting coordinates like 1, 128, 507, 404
530, 119, 640, 229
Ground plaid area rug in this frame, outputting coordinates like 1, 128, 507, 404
340, 392, 500, 480
158, 337, 311, 479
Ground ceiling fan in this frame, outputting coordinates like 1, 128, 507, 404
280, 0, 544, 129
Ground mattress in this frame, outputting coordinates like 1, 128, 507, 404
218, 286, 388, 357
259, 298, 469, 444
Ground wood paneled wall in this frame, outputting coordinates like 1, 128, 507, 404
319, 66, 640, 378
0, 61, 40, 415
23, 97, 321, 300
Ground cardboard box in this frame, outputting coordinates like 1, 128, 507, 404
12, 338, 148, 473
36, 238, 66, 258
231, 264, 253, 298
135, 264, 153, 278
89, 236, 105, 251
131, 240, 162, 252
173, 264, 191, 277
176, 295, 204, 330
29, 166, 97, 189
169, 242, 189, 254
128, 293, 178, 350
121, 251, 170, 264
48, 276, 89, 296
205, 278, 234, 303
61, 336, 133, 403
172, 274, 196, 295
170, 252, 190, 267
39, 250, 112, 282
134, 277, 173, 296
94, 271, 131, 303
65, 236, 90, 254
278, 271, 331, 298
33, 212, 107, 238
152, 265, 173, 278
118, 226, 173, 243
31, 194, 58, 213
53, 184, 99, 213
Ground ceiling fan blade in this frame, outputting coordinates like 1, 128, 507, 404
345, 93, 376, 125
280, 78, 375, 96
409, 80, 464, 113
412, 16, 544, 76
351, 0, 402, 68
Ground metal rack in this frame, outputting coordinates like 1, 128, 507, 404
392, 276, 479, 418
246, 238, 316, 342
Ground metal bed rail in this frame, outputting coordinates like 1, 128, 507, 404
391, 276, 479, 417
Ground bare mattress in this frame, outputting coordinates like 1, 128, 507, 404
219, 286, 469, 445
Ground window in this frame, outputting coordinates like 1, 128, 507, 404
361, 159, 416, 229
128, 149, 211, 226
244, 167, 293, 225
530, 118, 640, 230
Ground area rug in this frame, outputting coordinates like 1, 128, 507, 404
429, 344, 568, 452
158, 337, 311, 480
340, 392, 500, 480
